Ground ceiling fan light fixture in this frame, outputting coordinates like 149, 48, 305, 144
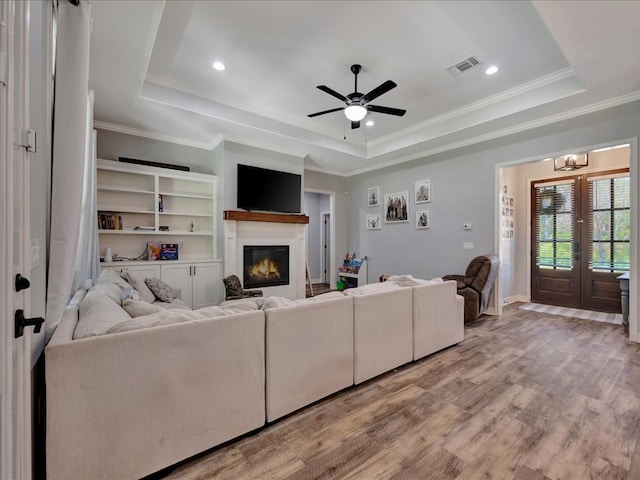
344, 105, 367, 122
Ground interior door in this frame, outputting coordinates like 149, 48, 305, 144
531, 169, 629, 312
1, 1, 33, 477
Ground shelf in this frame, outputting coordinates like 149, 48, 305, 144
159, 211, 212, 217
98, 185, 154, 195
159, 191, 213, 200
98, 206, 154, 214
97, 159, 217, 262
99, 229, 213, 236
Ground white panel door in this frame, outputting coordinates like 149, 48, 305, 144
161, 264, 194, 308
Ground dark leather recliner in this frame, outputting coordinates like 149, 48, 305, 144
443, 254, 500, 322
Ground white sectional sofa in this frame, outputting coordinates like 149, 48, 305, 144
45, 272, 463, 479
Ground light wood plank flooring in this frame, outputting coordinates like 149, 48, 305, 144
157, 304, 640, 480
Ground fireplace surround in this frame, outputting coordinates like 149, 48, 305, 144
224, 211, 308, 299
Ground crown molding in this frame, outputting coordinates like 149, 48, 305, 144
144, 74, 355, 145
221, 133, 308, 159
347, 90, 640, 176
93, 121, 215, 150
367, 67, 578, 150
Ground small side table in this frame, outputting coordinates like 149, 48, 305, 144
617, 272, 630, 333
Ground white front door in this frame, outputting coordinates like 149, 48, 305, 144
1, 1, 33, 477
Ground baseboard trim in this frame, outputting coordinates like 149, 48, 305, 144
503, 295, 529, 305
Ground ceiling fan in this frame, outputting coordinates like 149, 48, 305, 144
308, 64, 407, 129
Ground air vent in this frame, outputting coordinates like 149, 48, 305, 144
447, 55, 482, 76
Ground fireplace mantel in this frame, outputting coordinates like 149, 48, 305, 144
223, 210, 309, 224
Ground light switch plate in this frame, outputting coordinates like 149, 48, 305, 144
463, 242, 474, 250
463, 223, 473, 230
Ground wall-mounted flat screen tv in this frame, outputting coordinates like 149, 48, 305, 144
237, 164, 302, 214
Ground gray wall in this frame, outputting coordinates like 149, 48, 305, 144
348, 101, 640, 286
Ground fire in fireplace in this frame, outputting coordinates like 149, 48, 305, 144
243, 245, 290, 289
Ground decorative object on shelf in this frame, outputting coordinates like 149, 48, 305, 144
416, 210, 430, 229
118, 156, 190, 172
159, 226, 169, 231
415, 179, 431, 204
134, 226, 155, 231
367, 186, 380, 207
158, 194, 164, 212
147, 242, 162, 261
189, 221, 194, 232
336, 279, 346, 291
104, 247, 113, 263
160, 243, 179, 260
366, 214, 381, 230
384, 191, 409, 223
553, 153, 588, 171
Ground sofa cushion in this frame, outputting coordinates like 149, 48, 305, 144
90, 281, 124, 305
105, 302, 259, 334
122, 299, 164, 318
152, 298, 191, 310
343, 281, 404, 296
74, 290, 132, 339
261, 296, 294, 309
220, 297, 266, 309
121, 270, 157, 304
95, 269, 131, 292
145, 277, 179, 302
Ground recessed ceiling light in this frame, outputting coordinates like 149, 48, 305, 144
485, 65, 499, 75
366, 120, 374, 127
212, 61, 226, 71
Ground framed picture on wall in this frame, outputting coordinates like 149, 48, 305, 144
367, 186, 380, 207
366, 214, 381, 230
416, 210, 430, 229
415, 179, 431, 203
384, 191, 409, 223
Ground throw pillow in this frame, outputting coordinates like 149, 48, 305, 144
122, 299, 164, 318
145, 277, 179, 303
95, 269, 132, 292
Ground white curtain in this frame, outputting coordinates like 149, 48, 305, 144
45, 0, 92, 341
72, 91, 99, 292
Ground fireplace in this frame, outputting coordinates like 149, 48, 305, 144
243, 245, 290, 289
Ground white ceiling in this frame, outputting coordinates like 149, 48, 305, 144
88, 0, 640, 176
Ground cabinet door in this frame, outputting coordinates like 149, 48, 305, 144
192, 262, 221, 309
123, 264, 161, 279
160, 264, 194, 308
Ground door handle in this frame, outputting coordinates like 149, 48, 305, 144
15, 273, 31, 292
15, 309, 45, 338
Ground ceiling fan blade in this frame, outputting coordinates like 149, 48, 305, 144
317, 85, 347, 102
367, 104, 407, 116
307, 107, 345, 118
351, 121, 360, 129
361, 80, 397, 104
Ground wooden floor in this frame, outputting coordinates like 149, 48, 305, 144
160, 304, 640, 480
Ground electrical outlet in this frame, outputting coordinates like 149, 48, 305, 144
463, 223, 473, 230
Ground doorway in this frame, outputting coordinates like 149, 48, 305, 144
303, 190, 335, 292
531, 168, 629, 312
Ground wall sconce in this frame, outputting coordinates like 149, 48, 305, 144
553, 153, 588, 171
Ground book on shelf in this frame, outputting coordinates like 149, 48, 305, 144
97, 211, 123, 230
